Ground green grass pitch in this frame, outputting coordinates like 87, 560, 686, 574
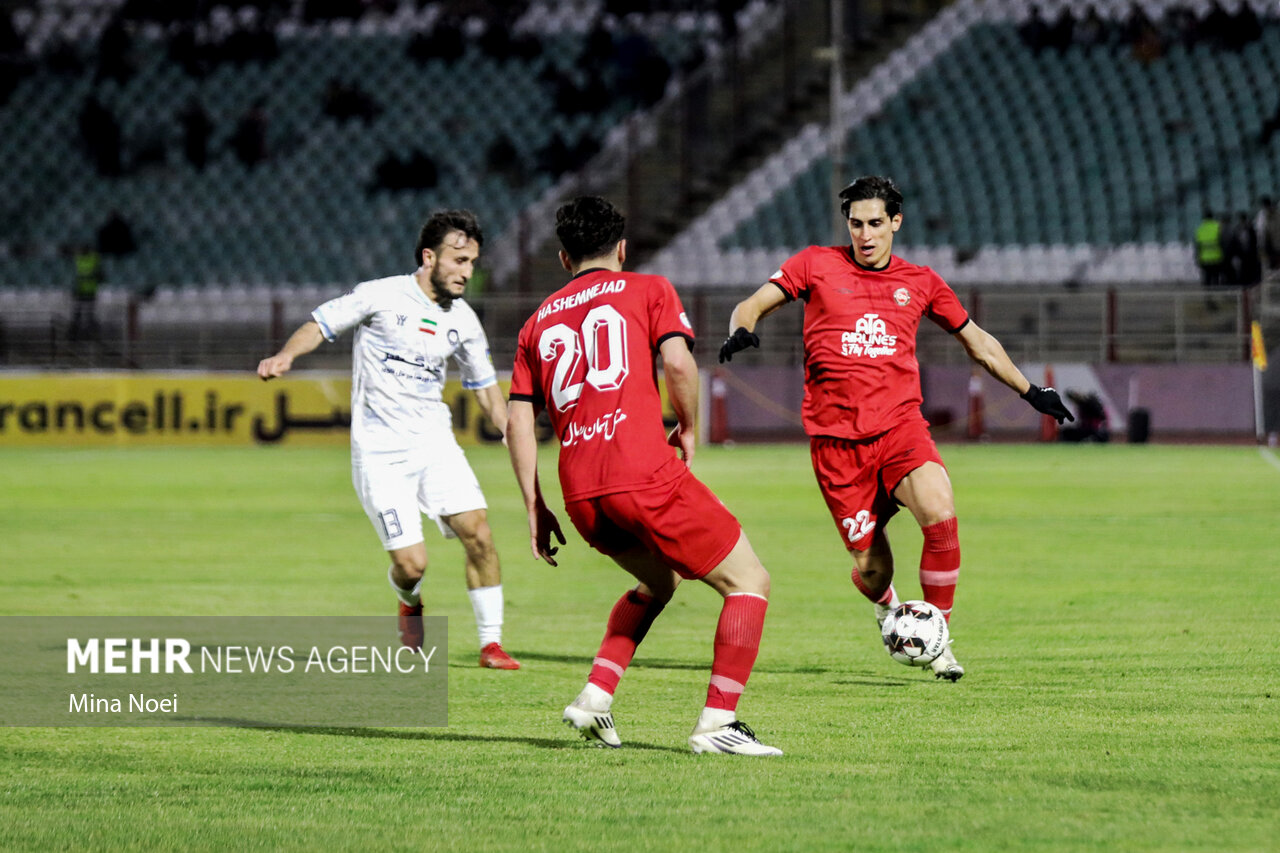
1, 442, 1278, 851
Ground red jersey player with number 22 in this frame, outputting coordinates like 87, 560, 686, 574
720, 176, 1073, 680
508, 196, 781, 755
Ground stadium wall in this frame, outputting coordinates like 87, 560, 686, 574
712, 364, 1257, 441
0, 364, 1258, 448
0, 371, 685, 447
0, 372, 510, 447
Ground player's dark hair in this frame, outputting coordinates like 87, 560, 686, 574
414, 209, 484, 266
555, 196, 626, 262
839, 175, 904, 219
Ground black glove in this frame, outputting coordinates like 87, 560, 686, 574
718, 327, 760, 363
1020, 384, 1075, 424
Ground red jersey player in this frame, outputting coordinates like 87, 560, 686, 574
720, 175, 1073, 680
507, 196, 781, 755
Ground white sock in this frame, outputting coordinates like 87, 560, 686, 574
388, 566, 422, 607
887, 584, 900, 609
696, 706, 736, 732
468, 584, 504, 647
578, 682, 612, 711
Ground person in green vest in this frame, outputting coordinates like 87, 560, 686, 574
1195, 209, 1224, 288
70, 245, 102, 341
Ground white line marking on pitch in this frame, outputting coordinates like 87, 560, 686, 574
1260, 447, 1280, 474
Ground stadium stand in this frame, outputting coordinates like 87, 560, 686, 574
0, 0, 749, 294
0, 0, 1271, 371
645, 0, 1280, 287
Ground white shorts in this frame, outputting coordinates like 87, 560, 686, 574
352, 442, 487, 551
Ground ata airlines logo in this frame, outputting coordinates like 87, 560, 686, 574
840, 313, 898, 358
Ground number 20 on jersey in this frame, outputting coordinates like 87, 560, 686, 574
538, 305, 629, 412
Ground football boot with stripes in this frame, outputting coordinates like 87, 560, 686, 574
562, 697, 621, 748
688, 720, 782, 756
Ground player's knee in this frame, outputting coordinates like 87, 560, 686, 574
754, 565, 772, 599
450, 512, 491, 547
390, 555, 426, 583
730, 561, 770, 599
919, 507, 957, 529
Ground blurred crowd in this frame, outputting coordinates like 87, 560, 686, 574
1020, 1, 1264, 63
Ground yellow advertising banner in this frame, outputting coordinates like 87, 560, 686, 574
0, 372, 508, 447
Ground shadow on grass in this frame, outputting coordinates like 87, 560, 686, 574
831, 678, 914, 687
830, 670, 925, 687
186, 719, 686, 753
489, 651, 845, 676
464, 650, 706, 671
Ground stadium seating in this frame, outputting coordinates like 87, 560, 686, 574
646, 0, 1280, 287
0, 0, 728, 290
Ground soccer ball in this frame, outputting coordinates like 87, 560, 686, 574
881, 600, 949, 666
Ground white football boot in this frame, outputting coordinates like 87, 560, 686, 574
688, 709, 782, 756
562, 684, 621, 748
930, 640, 965, 682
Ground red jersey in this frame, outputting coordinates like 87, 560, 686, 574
770, 247, 969, 440
510, 268, 695, 501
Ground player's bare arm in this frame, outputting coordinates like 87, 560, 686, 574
257, 320, 324, 380
720, 283, 787, 362
660, 336, 699, 464
953, 321, 1031, 393
506, 399, 565, 564
954, 321, 1073, 423
729, 282, 788, 334
473, 382, 509, 440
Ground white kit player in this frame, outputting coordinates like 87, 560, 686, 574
258, 209, 520, 670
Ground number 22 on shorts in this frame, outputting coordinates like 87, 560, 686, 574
842, 510, 875, 544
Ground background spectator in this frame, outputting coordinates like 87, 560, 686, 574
1227, 211, 1261, 286
69, 246, 102, 342
78, 94, 122, 176
179, 98, 212, 170
96, 210, 137, 256
1195, 209, 1225, 288
1263, 196, 1280, 270
322, 78, 380, 123
369, 149, 438, 192
231, 99, 269, 167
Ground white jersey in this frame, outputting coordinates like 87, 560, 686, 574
312, 274, 497, 453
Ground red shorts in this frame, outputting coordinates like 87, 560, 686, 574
810, 416, 945, 552
565, 467, 741, 579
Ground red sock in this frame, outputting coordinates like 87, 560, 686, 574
920, 517, 960, 621
587, 589, 665, 695
706, 593, 768, 712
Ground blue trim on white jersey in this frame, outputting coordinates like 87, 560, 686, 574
312, 310, 337, 342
